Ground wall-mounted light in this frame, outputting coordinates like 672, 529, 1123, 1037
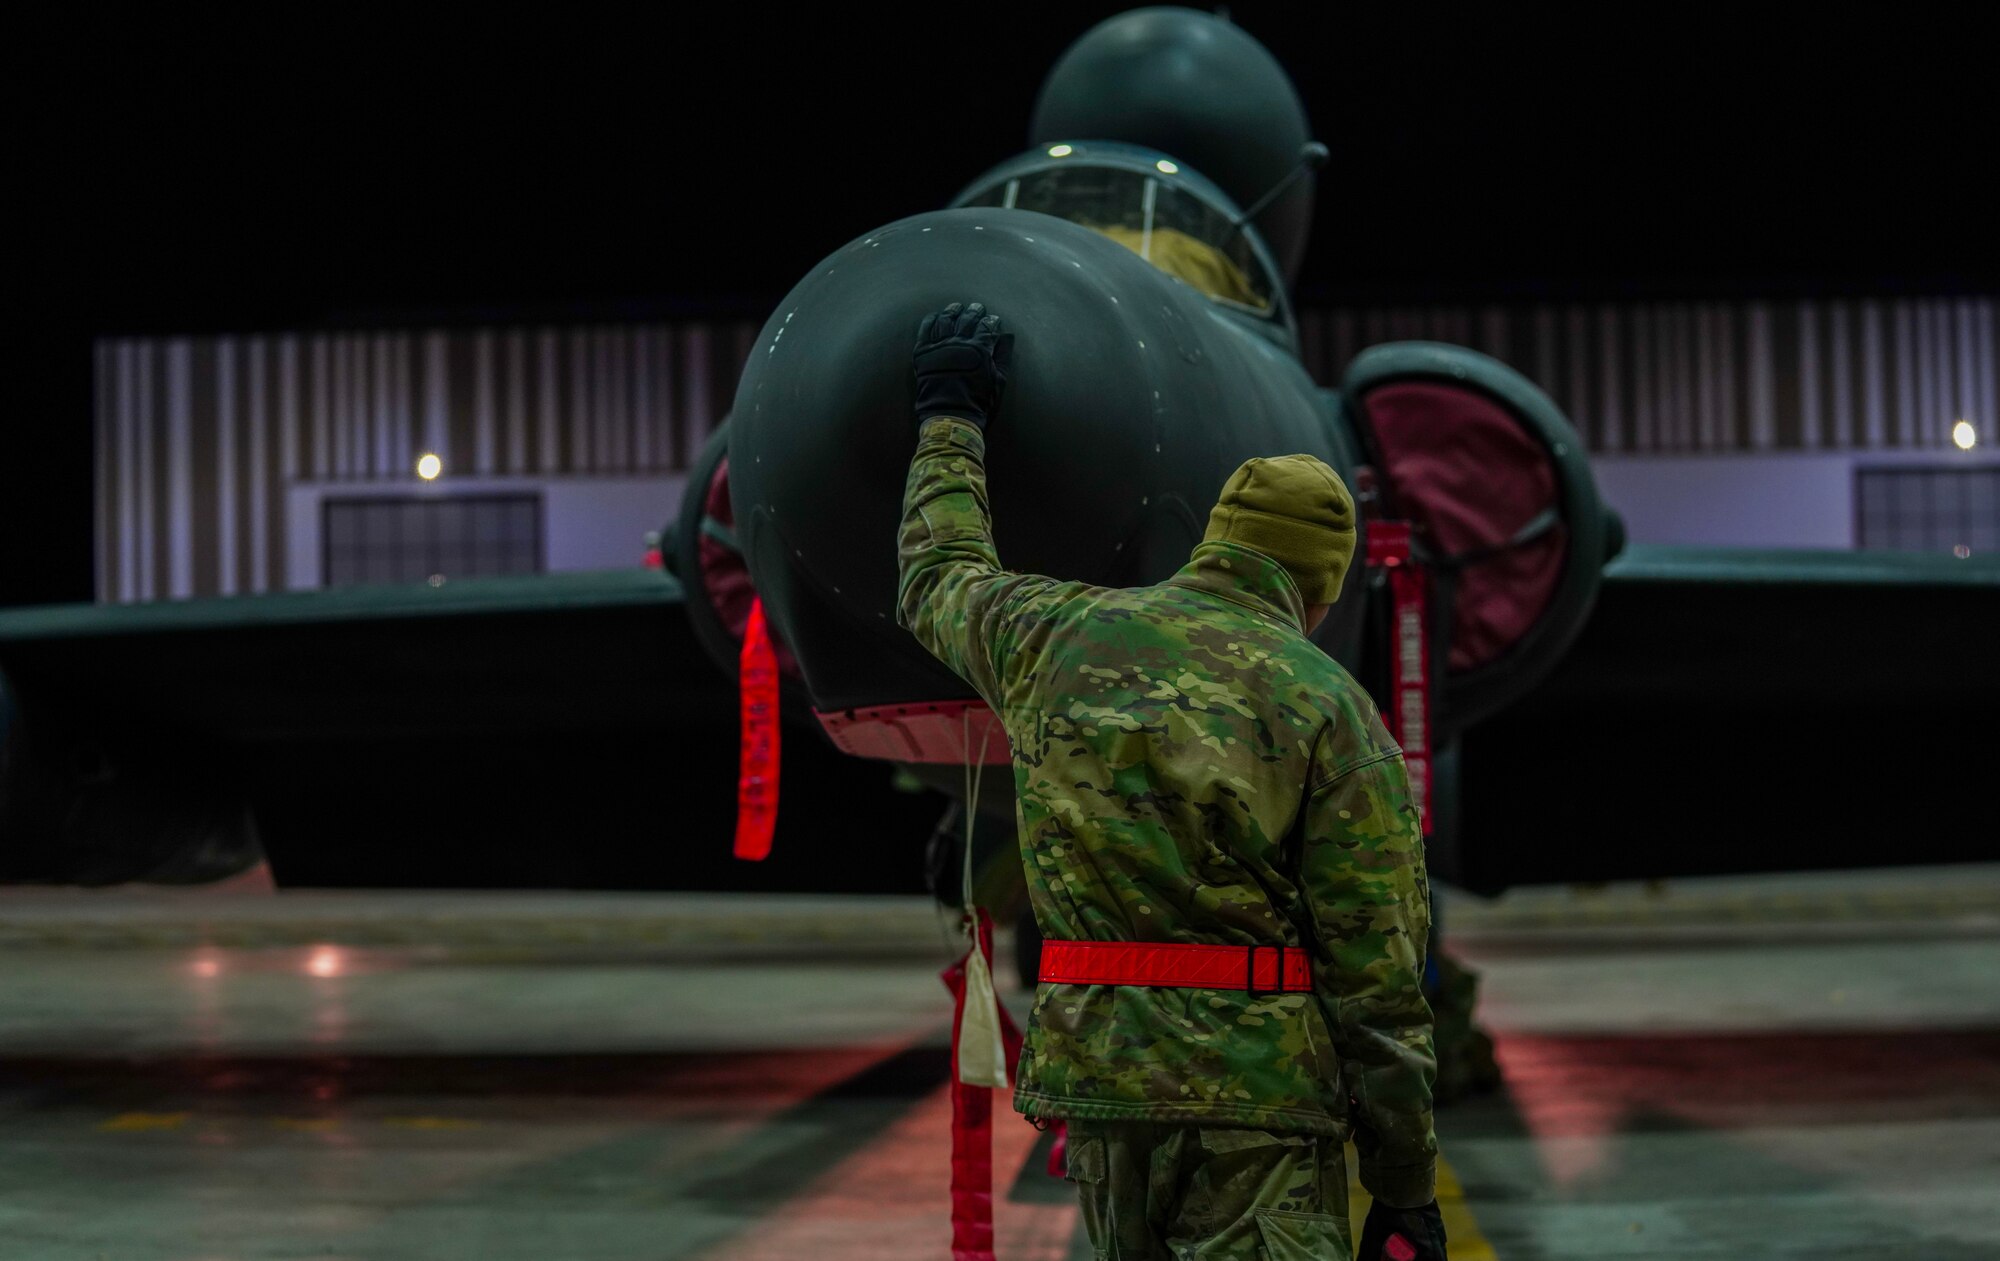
417, 452, 443, 480
1953, 420, 1977, 451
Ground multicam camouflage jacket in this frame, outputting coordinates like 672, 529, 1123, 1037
896, 417, 1438, 1207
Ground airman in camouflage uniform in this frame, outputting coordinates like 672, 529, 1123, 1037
897, 303, 1444, 1260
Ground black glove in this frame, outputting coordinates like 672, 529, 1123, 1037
1358, 1200, 1447, 1261
912, 301, 1014, 431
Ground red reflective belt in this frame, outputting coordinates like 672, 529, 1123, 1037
1038, 940, 1313, 994
1366, 520, 1432, 833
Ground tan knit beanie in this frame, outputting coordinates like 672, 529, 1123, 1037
1201, 455, 1357, 604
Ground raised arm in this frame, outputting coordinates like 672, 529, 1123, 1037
894, 302, 1065, 703
1296, 744, 1438, 1211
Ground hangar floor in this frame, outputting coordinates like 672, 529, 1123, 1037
2, 866, 1997, 1260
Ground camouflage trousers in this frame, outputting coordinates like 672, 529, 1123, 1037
1067, 1120, 1352, 1260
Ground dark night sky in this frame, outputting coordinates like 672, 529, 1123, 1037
7, 3, 1992, 603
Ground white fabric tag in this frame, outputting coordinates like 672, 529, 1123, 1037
954, 710, 1010, 1089
957, 932, 1012, 1089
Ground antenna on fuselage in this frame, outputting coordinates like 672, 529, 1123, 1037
1231, 141, 1329, 229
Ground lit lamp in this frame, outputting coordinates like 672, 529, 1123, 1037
1950, 421, 1978, 559
416, 452, 443, 480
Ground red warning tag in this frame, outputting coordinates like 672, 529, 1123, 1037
1366, 521, 1432, 833
733, 596, 780, 861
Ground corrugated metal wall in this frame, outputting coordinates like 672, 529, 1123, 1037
93, 322, 757, 602
1294, 296, 1997, 455
93, 297, 1997, 602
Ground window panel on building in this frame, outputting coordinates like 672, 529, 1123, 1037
1855, 467, 2000, 556
323, 494, 543, 587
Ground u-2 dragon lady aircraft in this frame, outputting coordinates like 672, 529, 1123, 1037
1, 7, 1992, 900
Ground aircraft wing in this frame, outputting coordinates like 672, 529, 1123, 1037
0, 571, 940, 889
1452, 545, 2000, 891
0, 569, 714, 742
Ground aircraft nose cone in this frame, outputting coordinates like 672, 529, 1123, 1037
727, 208, 1182, 709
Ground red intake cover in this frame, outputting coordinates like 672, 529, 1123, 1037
1360, 382, 1568, 672
699, 456, 798, 677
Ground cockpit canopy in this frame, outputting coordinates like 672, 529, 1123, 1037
956, 145, 1283, 320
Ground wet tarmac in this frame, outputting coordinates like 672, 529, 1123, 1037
2, 867, 1997, 1259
